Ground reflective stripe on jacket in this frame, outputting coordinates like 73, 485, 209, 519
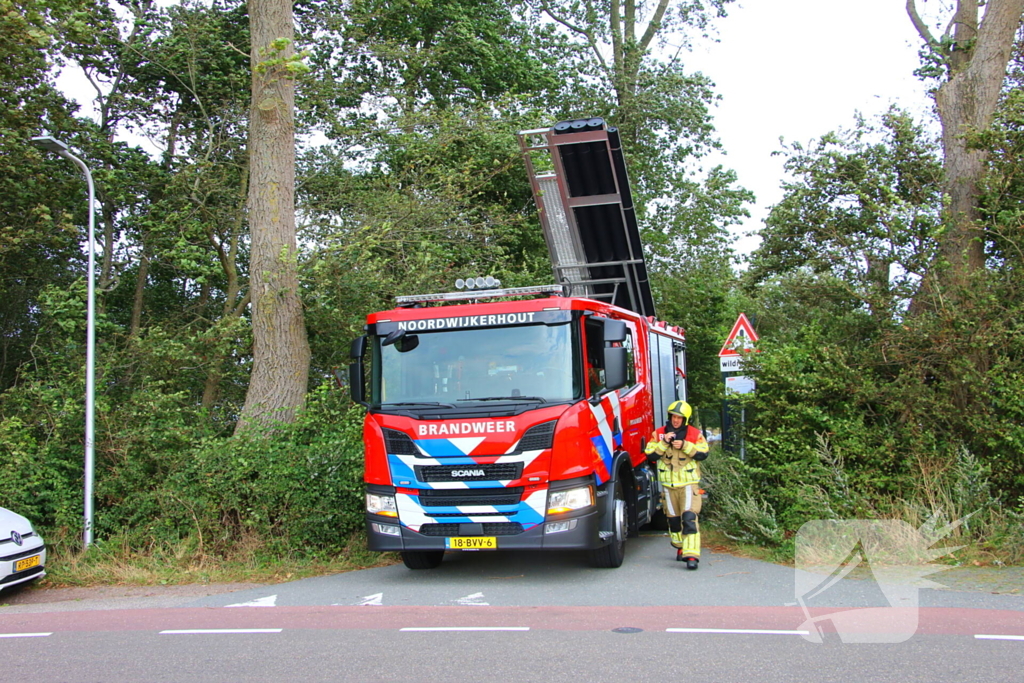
645, 425, 709, 487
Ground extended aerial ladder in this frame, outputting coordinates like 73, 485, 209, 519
518, 118, 657, 319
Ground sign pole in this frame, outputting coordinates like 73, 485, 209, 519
718, 313, 759, 460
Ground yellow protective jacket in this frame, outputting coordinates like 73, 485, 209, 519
645, 424, 709, 487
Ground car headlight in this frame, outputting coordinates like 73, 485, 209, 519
547, 486, 593, 515
366, 493, 398, 517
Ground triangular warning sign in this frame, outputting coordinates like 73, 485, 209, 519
719, 313, 759, 357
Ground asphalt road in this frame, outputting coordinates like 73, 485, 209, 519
1, 534, 1021, 682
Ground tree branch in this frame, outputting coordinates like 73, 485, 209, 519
906, 0, 940, 47
231, 290, 251, 318
539, 0, 609, 73
611, 0, 623, 75
638, 0, 671, 52
624, 0, 635, 43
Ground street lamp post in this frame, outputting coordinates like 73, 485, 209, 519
31, 135, 96, 548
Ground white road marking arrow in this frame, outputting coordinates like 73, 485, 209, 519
454, 592, 488, 606
358, 593, 384, 606
226, 594, 277, 608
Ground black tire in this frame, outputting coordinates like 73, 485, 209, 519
401, 550, 445, 569
589, 479, 627, 568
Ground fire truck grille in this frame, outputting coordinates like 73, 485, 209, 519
418, 523, 525, 536
515, 420, 556, 451
383, 428, 419, 455
416, 463, 523, 482
417, 488, 523, 508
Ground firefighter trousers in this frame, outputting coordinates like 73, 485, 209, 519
662, 483, 701, 557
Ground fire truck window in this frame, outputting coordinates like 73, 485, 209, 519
377, 323, 578, 404
659, 335, 675, 404
649, 332, 676, 419
649, 331, 662, 417
674, 341, 687, 402
584, 318, 606, 397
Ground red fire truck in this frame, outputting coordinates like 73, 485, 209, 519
348, 119, 688, 568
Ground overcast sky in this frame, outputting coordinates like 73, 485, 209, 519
684, 0, 937, 257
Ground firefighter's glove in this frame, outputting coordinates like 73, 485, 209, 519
645, 439, 667, 461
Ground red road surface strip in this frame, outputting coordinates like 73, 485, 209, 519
1, 606, 1021, 636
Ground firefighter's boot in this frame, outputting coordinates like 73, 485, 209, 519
680, 511, 701, 570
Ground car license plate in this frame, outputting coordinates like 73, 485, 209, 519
15, 555, 40, 572
445, 536, 497, 550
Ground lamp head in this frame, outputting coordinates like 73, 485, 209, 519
31, 135, 70, 154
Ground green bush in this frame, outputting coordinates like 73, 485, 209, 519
1, 375, 368, 560
700, 448, 783, 547
146, 385, 366, 556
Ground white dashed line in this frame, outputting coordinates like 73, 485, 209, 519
400, 627, 530, 632
975, 634, 1024, 641
0, 633, 52, 639
160, 629, 283, 635
667, 628, 810, 635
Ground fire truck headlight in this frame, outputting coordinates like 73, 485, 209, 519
366, 493, 398, 517
547, 486, 593, 515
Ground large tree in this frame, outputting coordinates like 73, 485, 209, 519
749, 108, 943, 322
237, 0, 310, 431
907, 0, 1024, 281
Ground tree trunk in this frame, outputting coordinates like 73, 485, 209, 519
129, 248, 149, 337
202, 162, 249, 412
609, 0, 670, 144
909, 0, 1024, 281
236, 0, 310, 433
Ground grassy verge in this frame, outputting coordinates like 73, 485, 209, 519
36, 531, 398, 589
699, 526, 794, 565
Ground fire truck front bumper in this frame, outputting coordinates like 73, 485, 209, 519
365, 507, 605, 552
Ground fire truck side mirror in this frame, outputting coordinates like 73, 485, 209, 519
590, 318, 627, 392
602, 319, 627, 343
603, 346, 627, 391
349, 336, 367, 404
350, 336, 366, 359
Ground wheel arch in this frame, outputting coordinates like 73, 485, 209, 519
609, 449, 640, 537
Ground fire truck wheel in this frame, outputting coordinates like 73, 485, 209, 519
589, 479, 627, 568
401, 550, 445, 569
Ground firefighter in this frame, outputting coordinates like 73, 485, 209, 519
645, 400, 709, 569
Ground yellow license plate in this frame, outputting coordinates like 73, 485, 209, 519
445, 536, 497, 550
15, 555, 40, 572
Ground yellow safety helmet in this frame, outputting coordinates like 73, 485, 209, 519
667, 400, 692, 422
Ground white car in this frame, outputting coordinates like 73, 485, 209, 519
0, 508, 46, 593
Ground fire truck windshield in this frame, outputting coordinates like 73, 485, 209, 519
374, 322, 579, 406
